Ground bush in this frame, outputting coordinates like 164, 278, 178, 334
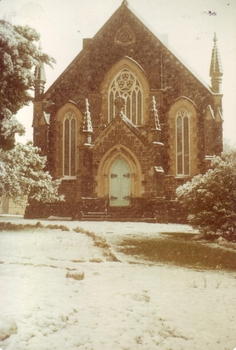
176, 151, 236, 241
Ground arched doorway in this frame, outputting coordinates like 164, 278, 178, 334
109, 157, 131, 206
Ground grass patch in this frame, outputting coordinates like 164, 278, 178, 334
160, 232, 197, 240
66, 270, 84, 280
118, 237, 236, 272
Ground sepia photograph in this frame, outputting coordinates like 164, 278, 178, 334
0, 0, 236, 349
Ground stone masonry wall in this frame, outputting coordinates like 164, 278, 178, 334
31, 4, 222, 216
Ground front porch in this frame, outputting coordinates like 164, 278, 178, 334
25, 197, 187, 224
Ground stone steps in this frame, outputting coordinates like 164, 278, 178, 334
81, 211, 112, 221
81, 210, 156, 222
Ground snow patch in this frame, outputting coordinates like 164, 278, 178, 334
0, 218, 235, 349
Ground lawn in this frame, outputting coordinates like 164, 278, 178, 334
117, 233, 236, 271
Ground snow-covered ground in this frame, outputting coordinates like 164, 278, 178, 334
0, 217, 235, 350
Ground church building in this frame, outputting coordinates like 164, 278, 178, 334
28, 0, 223, 221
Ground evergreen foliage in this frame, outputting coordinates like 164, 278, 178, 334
0, 142, 63, 204
176, 151, 236, 241
0, 20, 61, 204
0, 19, 55, 150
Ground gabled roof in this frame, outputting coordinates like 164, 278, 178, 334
44, 0, 213, 97
123, 2, 212, 92
93, 114, 148, 150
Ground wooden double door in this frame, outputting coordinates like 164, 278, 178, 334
109, 158, 131, 207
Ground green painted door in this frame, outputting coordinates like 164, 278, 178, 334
109, 158, 131, 206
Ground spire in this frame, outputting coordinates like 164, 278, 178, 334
210, 33, 223, 93
34, 42, 46, 98
83, 99, 93, 145
35, 63, 46, 82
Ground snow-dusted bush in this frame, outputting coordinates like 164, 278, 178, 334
0, 142, 63, 203
0, 19, 55, 150
176, 151, 236, 241
0, 20, 61, 204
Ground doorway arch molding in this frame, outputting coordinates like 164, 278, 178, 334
95, 144, 144, 198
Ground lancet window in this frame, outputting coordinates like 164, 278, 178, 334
63, 112, 76, 176
176, 109, 190, 175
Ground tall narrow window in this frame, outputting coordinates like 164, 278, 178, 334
63, 112, 76, 176
176, 109, 190, 175
108, 68, 143, 124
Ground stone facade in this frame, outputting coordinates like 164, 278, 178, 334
27, 1, 223, 221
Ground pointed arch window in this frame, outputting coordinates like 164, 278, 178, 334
63, 112, 76, 176
108, 68, 143, 125
176, 109, 190, 175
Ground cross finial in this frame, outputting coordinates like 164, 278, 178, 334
122, 0, 128, 7
114, 95, 126, 117
213, 32, 217, 43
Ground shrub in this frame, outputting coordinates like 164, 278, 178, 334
176, 151, 236, 241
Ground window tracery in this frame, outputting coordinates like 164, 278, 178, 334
108, 68, 143, 125
114, 24, 136, 46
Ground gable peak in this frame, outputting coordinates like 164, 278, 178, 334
121, 0, 128, 7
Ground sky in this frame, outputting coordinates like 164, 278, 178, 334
1, 0, 236, 146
